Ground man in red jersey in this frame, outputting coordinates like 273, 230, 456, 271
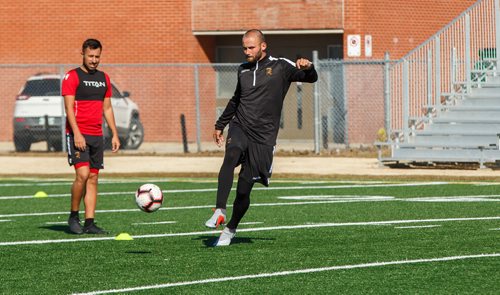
62, 39, 120, 234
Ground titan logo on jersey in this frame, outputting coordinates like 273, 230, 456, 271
83, 81, 106, 88
266, 68, 273, 76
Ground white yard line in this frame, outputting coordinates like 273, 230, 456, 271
0, 198, 396, 218
0, 219, 11, 222
72, 253, 500, 295
0, 178, 217, 187
0, 182, 448, 200
0, 216, 498, 247
278, 195, 394, 201
405, 196, 500, 202
395, 225, 442, 229
0, 179, 399, 187
281, 195, 500, 202
1, 193, 499, 218
239, 222, 263, 225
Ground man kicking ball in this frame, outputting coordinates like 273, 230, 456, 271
206, 29, 318, 246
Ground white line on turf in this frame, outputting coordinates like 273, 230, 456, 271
132, 221, 177, 225
72, 253, 500, 295
0, 178, 215, 187
0, 219, 12, 222
404, 196, 500, 202
0, 179, 402, 187
489, 228, 500, 231
280, 195, 500, 203
0, 182, 448, 200
0, 206, 210, 218
279, 195, 393, 201
0, 216, 498, 247
0, 198, 396, 218
1, 193, 499, 218
394, 225, 442, 229
239, 222, 263, 225
45, 221, 68, 224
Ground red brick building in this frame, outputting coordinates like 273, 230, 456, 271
0, 0, 477, 146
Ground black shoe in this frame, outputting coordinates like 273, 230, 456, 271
83, 223, 108, 234
68, 216, 83, 234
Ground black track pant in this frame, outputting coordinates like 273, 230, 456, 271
216, 146, 242, 209
215, 145, 254, 229
215, 124, 272, 229
226, 177, 254, 230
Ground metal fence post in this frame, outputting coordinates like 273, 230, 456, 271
194, 64, 201, 152
313, 50, 320, 154
451, 47, 456, 92
434, 37, 441, 106
342, 60, 348, 146
427, 49, 433, 106
465, 14, 471, 93
495, 0, 500, 67
403, 59, 410, 142
384, 52, 391, 139
59, 66, 66, 152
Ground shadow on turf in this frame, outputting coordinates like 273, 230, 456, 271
195, 235, 275, 247
39, 225, 74, 234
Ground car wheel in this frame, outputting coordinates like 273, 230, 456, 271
49, 140, 63, 152
14, 136, 31, 152
123, 118, 144, 149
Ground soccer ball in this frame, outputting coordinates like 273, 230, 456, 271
135, 183, 163, 213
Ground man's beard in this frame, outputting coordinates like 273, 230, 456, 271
83, 60, 97, 74
246, 50, 262, 63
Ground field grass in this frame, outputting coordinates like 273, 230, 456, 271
0, 177, 499, 294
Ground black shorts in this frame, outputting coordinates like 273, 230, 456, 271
66, 134, 104, 171
226, 124, 275, 186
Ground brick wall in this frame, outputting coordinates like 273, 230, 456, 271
0, 0, 215, 143
344, 0, 477, 59
0, 0, 480, 145
192, 0, 344, 32
192, 0, 476, 59
0, 0, 212, 64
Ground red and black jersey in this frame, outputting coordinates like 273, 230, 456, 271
62, 67, 112, 136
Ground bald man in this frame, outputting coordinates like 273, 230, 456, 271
206, 29, 318, 246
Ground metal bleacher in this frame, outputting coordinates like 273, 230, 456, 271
377, 0, 500, 168
380, 61, 500, 168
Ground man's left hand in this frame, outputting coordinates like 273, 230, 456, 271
111, 135, 120, 153
296, 58, 312, 70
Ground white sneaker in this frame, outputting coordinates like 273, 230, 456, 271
205, 208, 226, 229
214, 227, 236, 247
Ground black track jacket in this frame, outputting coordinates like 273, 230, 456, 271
215, 55, 318, 146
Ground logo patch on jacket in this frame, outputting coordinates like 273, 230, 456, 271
75, 151, 80, 159
266, 68, 273, 76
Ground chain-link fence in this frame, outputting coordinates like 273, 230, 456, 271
316, 60, 389, 147
0, 59, 391, 153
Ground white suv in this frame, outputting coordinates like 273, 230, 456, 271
13, 73, 144, 152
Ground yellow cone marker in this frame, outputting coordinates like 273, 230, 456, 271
115, 233, 133, 241
34, 191, 48, 198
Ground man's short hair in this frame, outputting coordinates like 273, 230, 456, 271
82, 39, 102, 51
243, 29, 265, 43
